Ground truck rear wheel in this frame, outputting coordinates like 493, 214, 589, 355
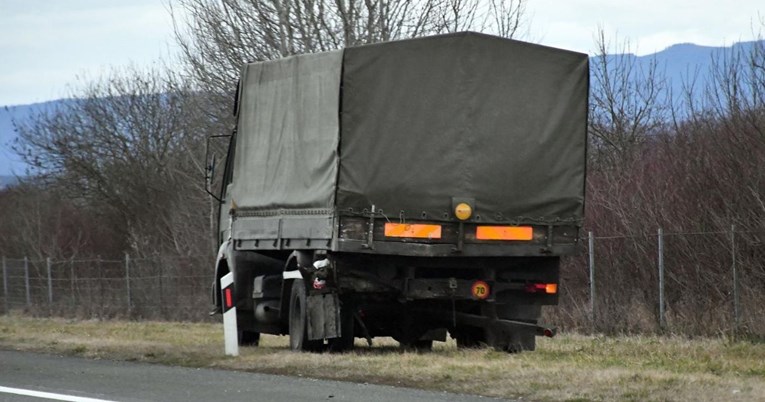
507, 331, 536, 353
289, 279, 324, 352
484, 304, 538, 352
453, 327, 485, 349
237, 330, 260, 346
399, 339, 433, 351
486, 327, 535, 353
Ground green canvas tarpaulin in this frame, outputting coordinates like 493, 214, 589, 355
231, 32, 588, 225
231, 50, 343, 211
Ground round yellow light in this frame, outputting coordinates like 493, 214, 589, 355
454, 203, 472, 221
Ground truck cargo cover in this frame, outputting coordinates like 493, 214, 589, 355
232, 50, 342, 210
232, 32, 588, 224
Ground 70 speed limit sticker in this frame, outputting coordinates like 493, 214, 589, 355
471, 280, 491, 300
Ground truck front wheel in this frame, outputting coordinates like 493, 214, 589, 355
289, 279, 324, 352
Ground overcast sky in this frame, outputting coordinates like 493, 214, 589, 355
0, 0, 763, 106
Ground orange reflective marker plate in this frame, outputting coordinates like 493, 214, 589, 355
471, 280, 490, 300
475, 226, 533, 241
384, 223, 442, 239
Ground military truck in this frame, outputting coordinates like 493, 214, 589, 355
206, 32, 588, 352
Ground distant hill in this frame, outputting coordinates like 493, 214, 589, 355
594, 40, 762, 100
0, 99, 71, 177
1, 40, 762, 177
0, 175, 20, 189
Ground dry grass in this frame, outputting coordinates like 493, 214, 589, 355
1, 313, 764, 401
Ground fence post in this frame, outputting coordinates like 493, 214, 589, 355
97, 255, 103, 318
731, 224, 739, 334
125, 253, 132, 317
24, 256, 30, 307
2, 257, 7, 313
658, 228, 665, 330
47, 257, 53, 306
70, 258, 76, 309
158, 255, 164, 318
588, 231, 595, 327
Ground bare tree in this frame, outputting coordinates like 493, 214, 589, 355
488, 0, 527, 38
589, 28, 669, 167
13, 66, 210, 257
170, 0, 530, 134
700, 32, 765, 230
572, 24, 765, 335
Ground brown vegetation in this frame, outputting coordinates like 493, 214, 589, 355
549, 30, 765, 335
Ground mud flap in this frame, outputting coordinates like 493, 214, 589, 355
306, 293, 341, 340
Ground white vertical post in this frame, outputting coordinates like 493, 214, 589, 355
588, 231, 595, 325
731, 224, 739, 333
221, 272, 239, 356
24, 256, 30, 307
658, 228, 665, 330
47, 257, 53, 305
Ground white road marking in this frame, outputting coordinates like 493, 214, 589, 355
0, 385, 116, 402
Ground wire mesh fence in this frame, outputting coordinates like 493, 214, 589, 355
1, 255, 214, 321
2, 228, 764, 336
549, 227, 765, 337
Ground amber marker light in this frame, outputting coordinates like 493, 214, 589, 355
454, 202, 472, 220
384, 223, 442, 239
475, 226, 533, 241
525, 283, 558, 294
545, 283, 558, 294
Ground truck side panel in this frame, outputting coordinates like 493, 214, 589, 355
229, 50, 342, 212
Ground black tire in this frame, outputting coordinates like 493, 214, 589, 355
485, 326, 535, 353
289, 279, 324, 352
399, 339, 433, 351
238, 330, 260, 347
453, 327, 486, 349
484, 304, 539, 353
507, 331, 535, 352
328, 300, 355, 353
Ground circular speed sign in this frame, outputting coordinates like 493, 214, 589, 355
471, 280, 490, 300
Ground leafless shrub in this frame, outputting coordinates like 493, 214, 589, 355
12, 66, 210, 258
589, 28, 670, 168
170, 0, 530, 136
561, 26, 765, 336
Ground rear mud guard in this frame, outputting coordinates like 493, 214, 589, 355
306, 293, 341, 341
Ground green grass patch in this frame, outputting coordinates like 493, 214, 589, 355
1, 313, 763, 401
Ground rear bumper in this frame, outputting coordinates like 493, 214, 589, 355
334, 238, 577, 257
412, 307, 557, 337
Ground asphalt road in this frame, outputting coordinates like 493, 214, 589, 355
0, 350, 506, 401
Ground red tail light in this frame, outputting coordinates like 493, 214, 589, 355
525, 283, 557, 294
224, 287, 234, 309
